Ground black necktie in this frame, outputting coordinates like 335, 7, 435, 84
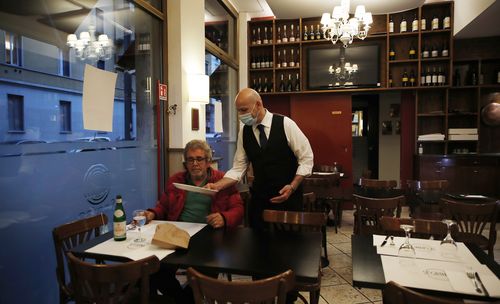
257, 124, 267, 149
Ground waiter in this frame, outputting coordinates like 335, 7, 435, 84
206, 88, 313, 228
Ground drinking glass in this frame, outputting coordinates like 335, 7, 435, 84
440, 219, 457, 258
398, 224, 416, 258
132, 209, 147, 245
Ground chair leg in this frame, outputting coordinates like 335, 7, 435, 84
310, 289, 320, 304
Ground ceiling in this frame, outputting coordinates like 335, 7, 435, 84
235, 0, 500, 39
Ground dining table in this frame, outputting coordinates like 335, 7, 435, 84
352, 234, 500, 301
71, 221, 322, 284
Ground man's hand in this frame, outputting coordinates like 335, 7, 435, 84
269, 184, 294, 204
206, 213, 225, 228
144, 210, 155, 223
204, 182, 220, 191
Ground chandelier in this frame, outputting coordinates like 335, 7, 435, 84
67, 25, 113, 62
320, 0, 373, 47
328, 48, 358, 86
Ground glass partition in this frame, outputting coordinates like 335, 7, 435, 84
0, 1, 163, 302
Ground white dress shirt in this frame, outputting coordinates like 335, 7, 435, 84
225, 109, 314, 182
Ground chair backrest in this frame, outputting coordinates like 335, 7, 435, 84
379, 216, 450, 240
187, 267, 294, 304
383, 281, 463, 304
353, 194, 404, 235
67, 252, 160, 304
359, 178, 397, 189
52, 214, 108, 304
406, 180, 448, 219
303, 176, 340, 199
262, 209, 327, 232
302, 192, 317, 212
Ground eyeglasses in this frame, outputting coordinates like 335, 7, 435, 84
185, 157, 207, 164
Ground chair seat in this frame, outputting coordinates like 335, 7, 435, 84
455, 233, 489, 249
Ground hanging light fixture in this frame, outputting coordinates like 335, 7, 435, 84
328, 48, 358, 86
67, 25, 113, 62
320, 0, 373, 48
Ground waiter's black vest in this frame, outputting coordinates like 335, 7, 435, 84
243, 114, 302, 207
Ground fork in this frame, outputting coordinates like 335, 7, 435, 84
466, 271, 482, 293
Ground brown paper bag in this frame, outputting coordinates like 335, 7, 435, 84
151, 223, 190, 249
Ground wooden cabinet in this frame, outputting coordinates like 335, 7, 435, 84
416, 155, 500, 196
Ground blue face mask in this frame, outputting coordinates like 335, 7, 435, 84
239, 103, 257, 126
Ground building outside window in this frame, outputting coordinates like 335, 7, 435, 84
7, 94, 24, 131
4, 31, 22, 66
59, 100, 71, 132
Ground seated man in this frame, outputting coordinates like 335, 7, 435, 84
145, 139, 244, 302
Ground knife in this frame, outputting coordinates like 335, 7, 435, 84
475, 272, 489, 297
380, 235, 390, 247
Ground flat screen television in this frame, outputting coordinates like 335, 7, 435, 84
307, 44, 380, 90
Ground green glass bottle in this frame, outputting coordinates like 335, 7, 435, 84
113, 195, 127, 241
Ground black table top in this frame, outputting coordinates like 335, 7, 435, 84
352, 235, 500, 301
71, 226, 322, 284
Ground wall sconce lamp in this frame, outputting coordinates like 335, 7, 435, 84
188, 74, 210, 104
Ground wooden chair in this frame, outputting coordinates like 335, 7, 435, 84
440, 198, 498, 258
357, 178, 401, 198
303, 191, 316, 212
262, 209, 326, 304
187, 267, 294, 304
379, 216, 450, 240
67, 252, 160, 304
383, 281, 463, 304
52, 214, 108, 304
303, 175, 341, 232
353, 194, 404, 235
406, 180, 448, 219
359, 178, 397, 189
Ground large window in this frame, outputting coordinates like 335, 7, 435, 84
7, 94, 24, 132
0, 2, 164, 303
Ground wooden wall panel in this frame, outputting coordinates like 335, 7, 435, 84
290, 93, 353, 188
400, 91, 416, 185
262, 94, 291, 117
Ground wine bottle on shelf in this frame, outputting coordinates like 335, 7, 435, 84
402, 69, 409, 87
471, 69, 478, 85
269, 54, 274, 68
441, 42, 449, 57
389, 15, 394, 33
296, 49, 300, 68
256, 28, 262, 45
400, 16, 407, 33
255, 55, 261, 69
279, 74, 285, 92
289, 49, 295, 67
303, 25, 308, 41
389, 72, 393, 87
420, 15, 427, 31
282, 49, 287, 68
431, 15, 439, 30
251, 55, 256, 69
412, 13, 418, 32
257, 77, 262, 93
418, 144, 423, 155
251, 29, 256, 45
309, 25, 315, 40
425, 67, 432, 86
431, 67, 438, 86
454, 69, 461, 86
421, 70, 426, 86
409, 44, 416, 59
263, 77, 269, 93
268, 79, 274, 92
276, 27, 282, 43
294, 73, 300, 91
437, 67, 445, 85
431, 44, 438, 58
422, 44, 429, 58
389, 46, 395, 60
252, 78, 257, 90
315, 25, 321, 40
290, 24, 295, 42
286, 74, 292, 92
409, 69, 416, 86
276, 51, 281, 68
443, 15, 451, 29
263, 27, 269, 44
113, 195, 126, 241
263, 54, 269, 68
282, 25, 288, 43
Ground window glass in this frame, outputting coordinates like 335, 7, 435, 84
204, 0, 236, 57
0, 1, 163, 302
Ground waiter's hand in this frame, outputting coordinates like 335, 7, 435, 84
205, 182, 220, 191
270, 184, 294, 203
144, 210, 155, 223
206, 213, 225, 229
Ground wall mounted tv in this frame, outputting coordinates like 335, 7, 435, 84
307, 44, 380, 90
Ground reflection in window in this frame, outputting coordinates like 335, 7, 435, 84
352, 110, 364, 137
8, 94, 24, 132
5, 31, 22, 66
59, 101, 72, 133
204, 0, 236, 57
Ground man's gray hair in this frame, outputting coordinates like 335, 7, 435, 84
184, 139, 212, 162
